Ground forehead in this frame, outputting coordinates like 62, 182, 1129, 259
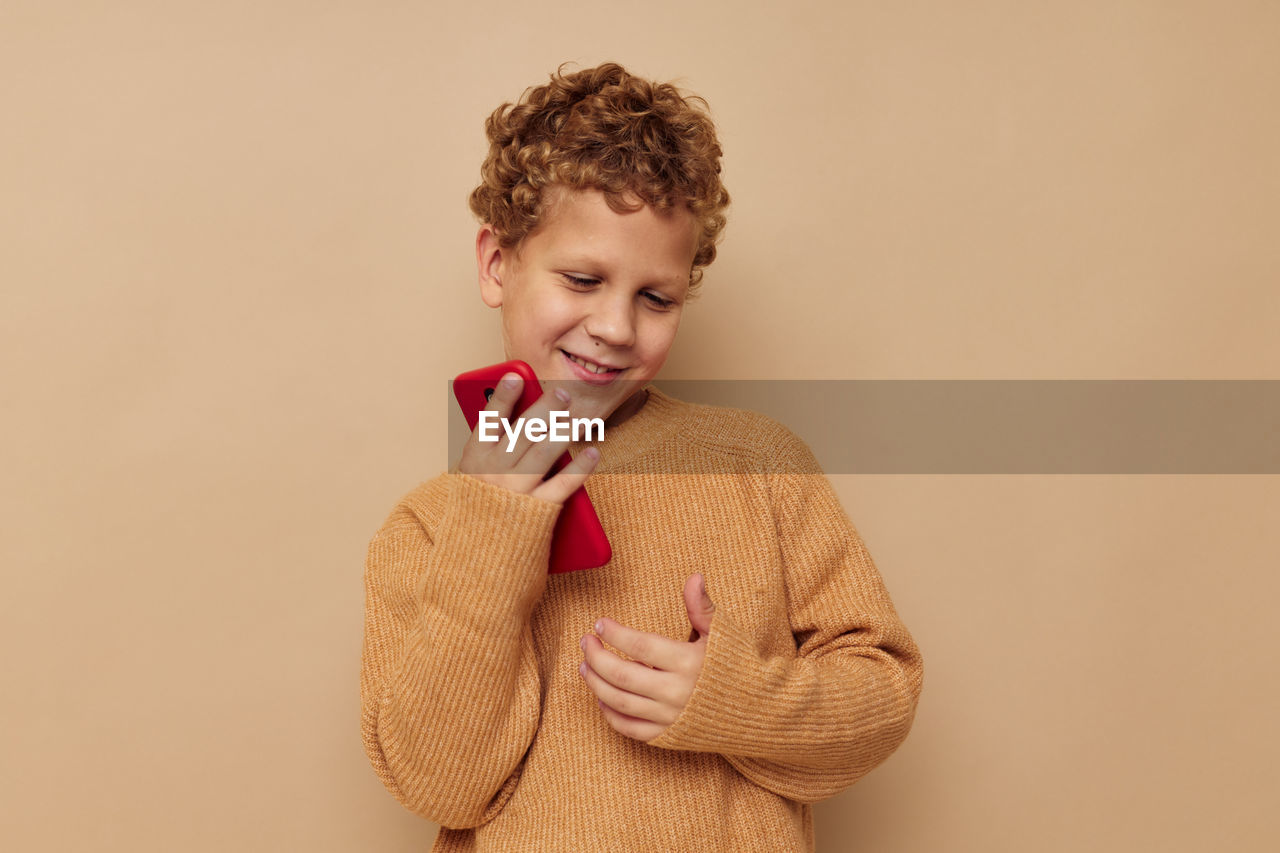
528, 187, 697, 283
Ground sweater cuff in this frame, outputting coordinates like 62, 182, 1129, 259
417, 473, 562, 638
646, 608, 784, 755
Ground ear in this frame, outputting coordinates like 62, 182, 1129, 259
476, 224, 507, 308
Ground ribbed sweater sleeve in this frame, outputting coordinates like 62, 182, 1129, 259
646, 427, 924, 804
360, 473, 562, 828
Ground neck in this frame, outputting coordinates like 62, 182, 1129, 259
604, 387, 649, 429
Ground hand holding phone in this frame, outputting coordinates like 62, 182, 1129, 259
454, 360, 612, 572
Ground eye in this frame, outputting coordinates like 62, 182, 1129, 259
641, 290, 677, 310
562, 274, 599, 289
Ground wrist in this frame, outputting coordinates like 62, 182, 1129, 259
420, 473, 561, 634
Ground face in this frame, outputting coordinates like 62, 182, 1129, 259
477, 187, 698, 424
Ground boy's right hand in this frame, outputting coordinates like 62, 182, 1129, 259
457, 372, 600, 505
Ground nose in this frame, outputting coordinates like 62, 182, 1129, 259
583, 291, 636, 348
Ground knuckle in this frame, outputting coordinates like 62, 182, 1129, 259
631, 635, 654, 661
611, 665, 635, 692
653, 682, 679, 708
611, 690, 639, 717
675, 649, 698, 676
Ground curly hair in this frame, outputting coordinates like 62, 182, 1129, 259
469, 62, 730, 289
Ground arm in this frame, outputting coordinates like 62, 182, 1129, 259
362, 373, 599, 825
360, 473, 561, 828
647, 432, 924, 804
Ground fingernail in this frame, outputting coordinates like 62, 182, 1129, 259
554, 387, 571, 403
580, 636, 587, 651
594, 620, 603, 635
584, 447, 600, 461
501, 373, 520, 389
578, 662, 587, 677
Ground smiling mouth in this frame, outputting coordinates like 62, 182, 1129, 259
562, 350, 622, 375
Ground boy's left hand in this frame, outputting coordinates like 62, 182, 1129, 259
578, 573, 716, 742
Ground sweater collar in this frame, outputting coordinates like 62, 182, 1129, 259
580, 384, 690, 473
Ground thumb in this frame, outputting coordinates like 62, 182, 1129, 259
684, 573, 716, 641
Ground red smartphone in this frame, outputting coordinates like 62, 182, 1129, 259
453, 360, 612, 573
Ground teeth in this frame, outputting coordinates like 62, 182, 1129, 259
567, 352, 616, 374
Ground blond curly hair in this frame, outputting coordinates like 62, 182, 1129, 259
469, 62, 730, 289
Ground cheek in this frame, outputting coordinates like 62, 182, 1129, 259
638, 317, 681, 362
504, 299, 565, 345
529, 298, 579, 339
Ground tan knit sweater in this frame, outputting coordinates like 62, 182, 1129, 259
360, 387, 923, 852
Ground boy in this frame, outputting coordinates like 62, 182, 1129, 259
361, 62, 922, 851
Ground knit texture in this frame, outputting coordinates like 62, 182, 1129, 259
360, 387, 923, 852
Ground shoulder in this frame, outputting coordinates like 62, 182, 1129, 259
370, 473, 453, 543
652, 387, 823, 476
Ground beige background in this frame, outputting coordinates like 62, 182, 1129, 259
3, 2, 1277, 850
